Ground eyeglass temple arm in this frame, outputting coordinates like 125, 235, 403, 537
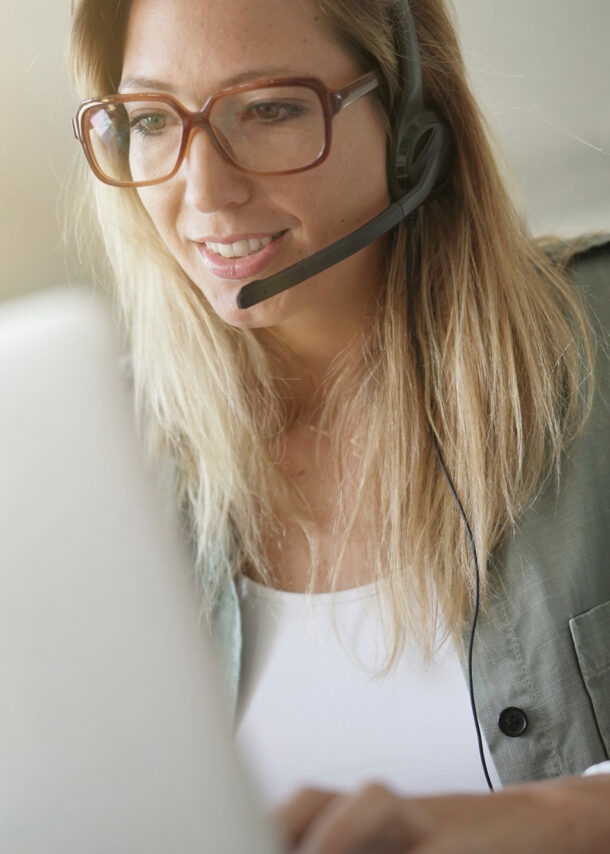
335, 71, 380, 111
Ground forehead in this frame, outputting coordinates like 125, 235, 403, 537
121, 0, 358, 99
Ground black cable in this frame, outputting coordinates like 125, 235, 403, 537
406, 213, 495, 792
428, 430, 495, 793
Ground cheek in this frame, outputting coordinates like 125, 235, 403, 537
331, 112, 388, 203
137, 186, 179, 243
302, 125, 389, 231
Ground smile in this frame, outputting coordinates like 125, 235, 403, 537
205, 236, 274, 259
195, 231, 287, 281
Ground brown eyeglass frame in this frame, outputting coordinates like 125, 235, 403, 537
72, 70, 381, 188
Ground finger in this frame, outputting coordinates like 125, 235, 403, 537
294, 783, 422, 854
273, 787, 339, 847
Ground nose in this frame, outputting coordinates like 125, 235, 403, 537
181, 126, 251, 212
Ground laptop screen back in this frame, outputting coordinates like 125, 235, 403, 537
0, 287, 282, 854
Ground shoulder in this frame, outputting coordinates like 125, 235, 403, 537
561, 235, 610, 325
543, 233, 610, 266
554, 235, 610, 411
571, 238, 610, 407
543, 233, 610, 284
570, 234, 610, 262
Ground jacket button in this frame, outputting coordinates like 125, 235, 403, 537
498, 707, 529, 737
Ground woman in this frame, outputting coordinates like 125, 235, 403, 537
70, 0, 610, 850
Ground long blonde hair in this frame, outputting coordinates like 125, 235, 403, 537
69, 0, 592, 662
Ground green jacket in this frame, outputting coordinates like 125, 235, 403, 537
208, 239, 610, 788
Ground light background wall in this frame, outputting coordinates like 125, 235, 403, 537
1, 0, 609, 304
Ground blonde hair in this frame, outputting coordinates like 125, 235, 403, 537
69, 0, 592, 663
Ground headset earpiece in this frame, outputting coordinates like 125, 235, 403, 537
388, 109, 451, 199
386, 1, 453, 202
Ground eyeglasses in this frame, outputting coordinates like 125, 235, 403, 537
72, 71, 380, 188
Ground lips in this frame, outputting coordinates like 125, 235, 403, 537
195, 231, 287, 281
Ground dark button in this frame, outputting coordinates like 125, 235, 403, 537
498, 707, 529, 737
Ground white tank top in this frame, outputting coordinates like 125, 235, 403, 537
235, 576, 500, 807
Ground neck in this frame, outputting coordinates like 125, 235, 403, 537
268, 297, 381, 402
261, 311, 369, 416
253, 236, 386, 409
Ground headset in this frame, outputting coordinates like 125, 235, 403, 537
236, 0, 452, 309
238, 1, 494, 792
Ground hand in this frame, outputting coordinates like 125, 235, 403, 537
274, 774, 610, 854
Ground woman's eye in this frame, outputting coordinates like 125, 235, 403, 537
244, 101, 304, 123
129, 112, 169, 135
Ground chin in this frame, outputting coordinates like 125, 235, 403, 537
197, 282, 288, 330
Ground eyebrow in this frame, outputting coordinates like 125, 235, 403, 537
118, 67, 298, 95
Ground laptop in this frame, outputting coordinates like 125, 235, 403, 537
0, 286, 284, 853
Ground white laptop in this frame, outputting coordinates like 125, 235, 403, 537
0, 286, 284, 854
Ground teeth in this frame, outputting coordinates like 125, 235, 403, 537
206, 235, 274, 258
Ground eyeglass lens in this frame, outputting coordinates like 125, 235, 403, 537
83, 86, 327, 184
